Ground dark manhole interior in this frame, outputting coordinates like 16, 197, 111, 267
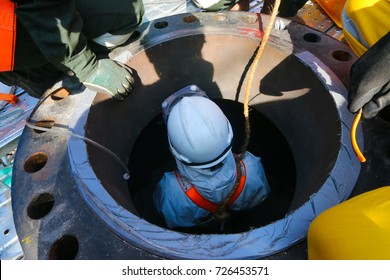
128, 99, 296, 234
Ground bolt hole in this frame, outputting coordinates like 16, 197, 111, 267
4, 229, 10, 235
51, 88, 70, 101
24, 152, 48, 173
332, 50, 353, 61
27, 193, 55, 220
303, 33, 322, 43
213, 13, 227, 21
49, 235, 79, 260
241, 15, 258, 24
33, 117, 55, 134
183, 15, 198, 23
154, 21, 168, 29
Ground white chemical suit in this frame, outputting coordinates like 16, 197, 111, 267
154, 151, 270, 229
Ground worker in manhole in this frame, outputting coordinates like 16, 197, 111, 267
0, 0, 144, 100
153, 85, 270, 231
192, 0, 250, 11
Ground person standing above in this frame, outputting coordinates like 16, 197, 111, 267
0, 0, 144, 100
307, 0, 390, 259
342, 0, 390, 118
153, 85, 270, 230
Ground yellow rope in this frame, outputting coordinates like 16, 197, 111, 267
240, 0, 281, 157
215, 2, 283, 226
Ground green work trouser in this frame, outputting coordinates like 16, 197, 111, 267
0, 0, 144, 98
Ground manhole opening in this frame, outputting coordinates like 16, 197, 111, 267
24, 152, 48, 173
4, 229, 10, 235
49, 235, 79, 260
27, 192, 55, 220
128, 99, 296, 234
33, 117, 55, 134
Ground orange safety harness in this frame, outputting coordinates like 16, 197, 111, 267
0, 0, 18, 103
174, 159, 247, 213
0, 0, 17, 72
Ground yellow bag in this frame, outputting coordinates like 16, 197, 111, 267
308, 186, 390, 260
342, 0, 390, 56
315, 0, 347, 28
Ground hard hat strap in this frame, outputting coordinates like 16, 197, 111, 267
171, 143, 232, 168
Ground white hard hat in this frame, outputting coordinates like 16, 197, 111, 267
166, 95, 233, 169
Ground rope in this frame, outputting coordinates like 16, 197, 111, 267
239, 0, 281, 158
213, 2, 282, 223
214, 155, 242, 221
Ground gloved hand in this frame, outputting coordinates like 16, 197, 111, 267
83, 59, 134, 100
348, 32, 390, 118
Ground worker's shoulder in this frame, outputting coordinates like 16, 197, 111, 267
241, 151, 264, 170
157, 171, 190, 198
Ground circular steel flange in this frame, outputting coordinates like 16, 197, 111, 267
12, 12, 363, 259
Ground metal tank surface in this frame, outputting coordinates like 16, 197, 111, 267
12, 12, 371, 259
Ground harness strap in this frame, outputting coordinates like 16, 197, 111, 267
0, 93, 18, 103
0, 0, 17, 72
175, 159, 247, 213
184, 184, 219, 213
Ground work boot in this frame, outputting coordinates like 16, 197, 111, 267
230, 0, 249, 11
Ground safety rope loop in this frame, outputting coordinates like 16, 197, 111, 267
218, 1, 281, 222
214, 155, 243, 221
